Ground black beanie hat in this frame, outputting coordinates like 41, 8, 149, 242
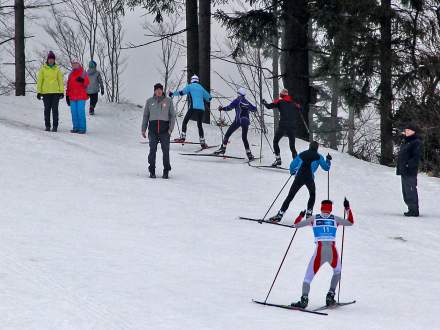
310, 141, 319, 151
154, 83, 164, 91
404, 123, 419, 133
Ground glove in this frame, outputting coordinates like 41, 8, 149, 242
142, 131, 147, 139
300, 210, 306, 217
37, 93, 42, 100
59, 93, 64, 99
168, 91, 173, 98
343, 198, 350, 210
101, 89, 104, 96
326, 153, 332, 161
218, 106, 223, 111
76, 76, 85, 83
262, 99, 268, 105
294, 210, 306, 224
66, 96, 70, 106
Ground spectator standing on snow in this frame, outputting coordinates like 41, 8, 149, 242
86, 60, 104, 115
36, 51, 64, 132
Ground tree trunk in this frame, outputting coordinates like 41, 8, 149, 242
15, 0, 25, 96
272, 0, 280, 132
280, 0, 310, 140
186, 0, 199, 82
379, 0, 394, 165
347, 106, 355, 155
199, 0, 211, 124
329, 58, 340, 150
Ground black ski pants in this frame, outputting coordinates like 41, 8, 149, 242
401, 175, 419, 212
274, 125, 297, 159
148, 130, 171, 172
182, 109, 204, 138
43, 94, 60, 129
223, 121, 250, 150
88, 93, 99, 109
280, 176, 316, 212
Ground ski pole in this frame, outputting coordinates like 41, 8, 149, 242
327, 170, 330, 200
337, 208, 346, 304
261, 174, 293, 221
264, 228, 298, 303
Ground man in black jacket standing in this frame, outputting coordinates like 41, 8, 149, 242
396, 123, 422, 217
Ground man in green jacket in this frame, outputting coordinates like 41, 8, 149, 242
36, 51, 64, 132
142, 83, 176, 179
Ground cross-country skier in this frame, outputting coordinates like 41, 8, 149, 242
214, 87, 257, 160
168, 75, 212, 149
290, 199, 354, 308
269, 141, 331, 222
262, 88, 301, 166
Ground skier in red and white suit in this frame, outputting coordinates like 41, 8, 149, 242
290, 199, 354, 309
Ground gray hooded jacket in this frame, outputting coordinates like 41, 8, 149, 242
142, 95, 176, 134
86, 68, 104, 94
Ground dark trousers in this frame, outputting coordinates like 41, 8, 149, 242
148, 130, 171, 172
182, 109, 204, 138
43, 94, 60, 129
401, 175, 419, 212
281, 176, 316, 212
88, 93, 99, 109
223, 121, 250, 150
274, 125, 297, 158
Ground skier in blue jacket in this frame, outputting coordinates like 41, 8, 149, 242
214, 88, 257, 160
169, 75, 212, 148
269, 141, 332, 222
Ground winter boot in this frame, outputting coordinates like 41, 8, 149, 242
246, 149, 255, 161
200, 137, 208, 149
149, 170, 156, 179
174, 132, 186, 143
291, 295, 308, 309
404, 209, 419, 217
214, 145, 226, 155
89, 107, 95, 115
162, 170, 169, 179
271, 155, 282, 167
326, 291, 336, 306
269, 210, 284, 223
51, 127, 57, 132
45, 127, 50, 132
70, 129, 78, 133
306, 209, 313, 218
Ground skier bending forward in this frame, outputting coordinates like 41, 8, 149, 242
290, 199, 354, 308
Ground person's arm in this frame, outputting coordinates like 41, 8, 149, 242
141, 101, 150, 137
221, 98, 238, 111
334, 209, 354, 226
36, 68, 43, 94
262, 99, 278, 109
290, 155, 302, 175
318, 154, 331, 171
57, 68, 64, 94
248, 101, 257, 112
83, 74, 90, 89
406, 140, 422, 169
203, 88, 212, 102
172, 85, 189, 97
168, 99, 176, 134
293, 212, 314, 228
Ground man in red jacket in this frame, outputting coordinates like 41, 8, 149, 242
263, 89, 300, 167
66, 59, 90, 134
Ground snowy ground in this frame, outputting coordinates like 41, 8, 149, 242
0, 96, 439, 330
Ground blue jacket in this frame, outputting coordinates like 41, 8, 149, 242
172, 82, 211, 111
222, 96, 257, 124
290, 153, 331, 177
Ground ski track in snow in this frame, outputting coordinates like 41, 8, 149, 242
0, 96, 439, 329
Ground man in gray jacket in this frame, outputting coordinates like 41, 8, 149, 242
86, 60, 104, 115
142, 83, 176, 179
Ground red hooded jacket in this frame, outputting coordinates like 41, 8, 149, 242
66, 67, 90, 101
264, 95, 301, 128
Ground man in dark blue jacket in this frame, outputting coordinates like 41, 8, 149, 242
214, 88, 257, 160
396, 123, 422, 217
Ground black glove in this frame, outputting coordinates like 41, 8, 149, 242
262, 99, 268, 105
37, 93, 42, 100
168, 91, 173, 98
76, 76, 85, 83
66, 96, 70, 106
344, 198, 350, 210
218, 106, 223, 111
59, 93, 64, 99
326, 153, 332, 161
300, 210, 306, 217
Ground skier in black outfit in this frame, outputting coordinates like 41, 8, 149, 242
262, 88, 300, 167
269, 141, 331, 222
396, 123, 422, 217
214, 87, 257, 160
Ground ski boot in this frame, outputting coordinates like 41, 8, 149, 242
174, 132, 186, 144
246, 149, 255, 161
291, 295, 308, 309
214, 145, 226, 155
271, 155, 282, 167
326, 291, 336, 306
306, 209, 313, 218
162, 170, 169, 179
269, 210, 284, 223
200, 137, 208, 150
45, 127, 50, 132
149, 169, 156, 179
404, 209, 419, 217
51, 127, 57, 132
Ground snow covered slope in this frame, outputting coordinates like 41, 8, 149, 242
0, 96, 439, 329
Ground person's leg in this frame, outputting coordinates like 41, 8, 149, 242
286, 127, 297, 158
241, 123, 250, 150
305, 180, 316, 211
77, 100, 87, 132
329, 244, 342, 294
159, 131, 171, 172
222, 121, 240, 145
70, 101, 79, 131
181, 109, 194, 134
273, 127, 284, 156
302, 243, 323, 296
148, 131, 159, 174
43, 95, 51, 129
404, 176, 419, 213
280, 178, 304, 212
51, 94, 59, 130
197, 110, 204, 138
